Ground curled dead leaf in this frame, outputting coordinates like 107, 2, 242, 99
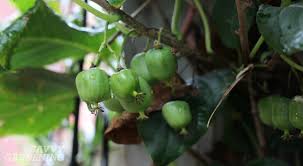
105, 112, 142, 144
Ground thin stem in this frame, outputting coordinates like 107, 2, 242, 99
171, 0, 182, 40
94, 22, 109, 67
157, 28, 163, 43
73, 0, 120, 23
102, 22, 109, 48
193, 0, 213, 54
280, 54, 303, 72
249, 36, 264, 59
154, 28, 163, 47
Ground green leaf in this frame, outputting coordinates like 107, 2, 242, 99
212, 0, 256, 49
10, 0, 62, 14
246, 158, 288, 166
0, 0, 116, 69
0, 15, 28, 69
257, 3, 303, 55
138, 70, 235, 166
10, 0, 36, 13
0, 68, 77, 136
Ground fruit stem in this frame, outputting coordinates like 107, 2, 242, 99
137, 112, 149, 120
73, 0, 120, 23
154, 28, 163, 48
180, 128, 188, 135
192, 0, 213, 54
94, 22, 110, 67
171, 0, 182, 40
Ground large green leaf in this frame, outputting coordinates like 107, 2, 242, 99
138, 70, 235, 166
256, 5, 283, 53
10, 0, 60, 13
212, 0, 256, 49
246, 158, 288, 166
0, 0, 116, 69
257, 3, 303, 55
0, 15, 28, 69
10, 0, 36, 13
0, 69, 77, 136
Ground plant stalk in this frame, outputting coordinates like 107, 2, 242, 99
280, 54, 303, 72
235, 0, 250, 64
171, 0, 182, 40
249, 36, 264, 59
193, 0, 213, 54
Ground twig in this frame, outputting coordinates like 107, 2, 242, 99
235, 0, 250, 63
207, 64, 254, 127
91, 0, 210, 63
248, 71, 266, 158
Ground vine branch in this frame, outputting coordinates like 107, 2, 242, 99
235, 0, 250, 63
91, 0, 210, 63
